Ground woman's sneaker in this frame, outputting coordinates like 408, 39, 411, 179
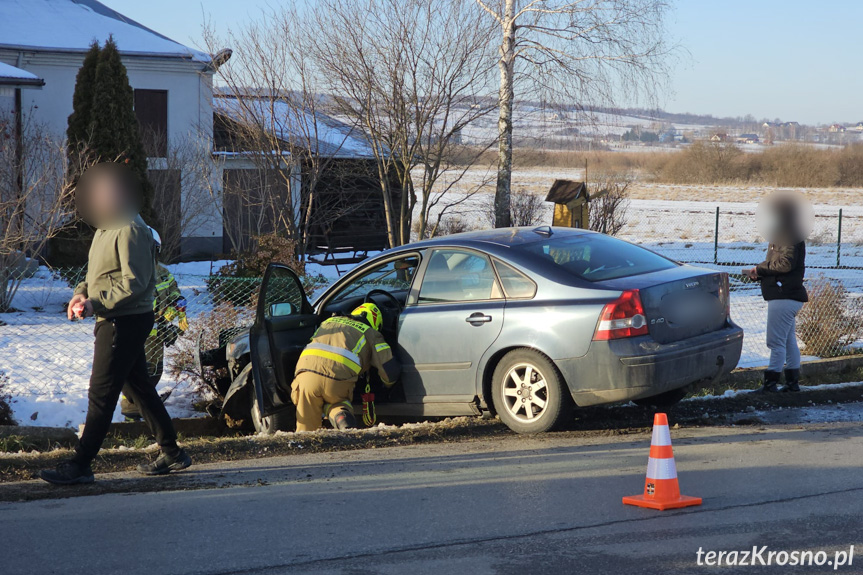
40, 461, 95, 485
137, 449, 192, 476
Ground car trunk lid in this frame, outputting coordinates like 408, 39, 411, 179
596, 266, 729, 344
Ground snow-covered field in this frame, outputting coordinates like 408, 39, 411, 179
2, 182, 862, 428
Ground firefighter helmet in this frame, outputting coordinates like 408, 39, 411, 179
351, 303, 383, 331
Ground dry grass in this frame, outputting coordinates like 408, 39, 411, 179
449, 144, 863, 205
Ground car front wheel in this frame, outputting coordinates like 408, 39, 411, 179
491, 349, 572, 433
249, 384, 295, 434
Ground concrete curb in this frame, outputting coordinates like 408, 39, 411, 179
0, 425, 78, 449
0, 417, 225, 449
722, 354, 863, 386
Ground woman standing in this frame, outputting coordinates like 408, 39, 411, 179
744, 198, 808, 393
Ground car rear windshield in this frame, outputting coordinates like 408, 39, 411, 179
515, 234, 677, 282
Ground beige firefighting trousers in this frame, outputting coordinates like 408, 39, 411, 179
290, 371, 355, 431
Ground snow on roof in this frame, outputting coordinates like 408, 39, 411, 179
0, 0, 210, 63
0, 62, 44, 86
215, 95, 378, 159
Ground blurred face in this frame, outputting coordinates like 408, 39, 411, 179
755, 191, 814, 245
75, 163, 142, 229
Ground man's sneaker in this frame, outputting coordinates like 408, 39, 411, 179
39, 461, 95, 485
137, 449, 192, 476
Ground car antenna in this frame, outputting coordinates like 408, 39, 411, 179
533, 226, 553, 236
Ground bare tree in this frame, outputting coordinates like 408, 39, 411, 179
202, 9, 357, 259
307, 0, 498, 245
588, 171, 631, 236
473, 0, 672, 227
0, 115, 93, 311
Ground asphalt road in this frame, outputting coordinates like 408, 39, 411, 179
2, 413, 863, 575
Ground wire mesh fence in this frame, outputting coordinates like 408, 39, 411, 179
618, 203, 863, 367
1, 203, 862, 417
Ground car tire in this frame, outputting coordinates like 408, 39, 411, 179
249, 384, 295, 434
633, 387, 688, 407
491, 349, 572, 434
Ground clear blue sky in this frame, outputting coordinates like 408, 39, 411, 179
100, 0, 863, 125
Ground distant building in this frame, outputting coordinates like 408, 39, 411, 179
828, 124, 846, 133
736, 133, 760, 144
854, 122, 863, 132
710, 132, 727, 142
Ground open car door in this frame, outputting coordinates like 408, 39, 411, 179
250, 263, 317, 417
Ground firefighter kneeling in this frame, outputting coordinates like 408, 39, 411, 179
292, 303, 401, 431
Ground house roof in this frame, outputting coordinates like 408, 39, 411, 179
0, 62, 44, 87
545, 180, 587, 204
0, 0, 210, 63
214, 95, 378, 160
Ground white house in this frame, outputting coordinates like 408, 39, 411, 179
0, 0, 224, 256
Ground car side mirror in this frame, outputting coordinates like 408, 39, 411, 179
269, 302, 297, 318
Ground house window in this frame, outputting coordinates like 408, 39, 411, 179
134, 89, 168, 158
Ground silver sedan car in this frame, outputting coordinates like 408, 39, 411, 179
220, 227, 743, 434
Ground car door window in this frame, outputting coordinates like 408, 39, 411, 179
418, 249, 502, 303
494, 260, 537, 299
329, 256, 420, 304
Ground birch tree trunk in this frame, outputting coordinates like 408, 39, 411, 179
494, 0, 516, 228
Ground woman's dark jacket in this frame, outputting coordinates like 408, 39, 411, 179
756, 241, 808, 302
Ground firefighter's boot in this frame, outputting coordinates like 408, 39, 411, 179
328, 404, 357, 430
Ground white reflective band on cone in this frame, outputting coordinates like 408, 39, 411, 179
646, 456, 678, 480
651, 424, 672, 446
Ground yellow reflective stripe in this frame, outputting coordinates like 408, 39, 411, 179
149, 328, 158, 336
326, 316, 370, 333
352, 335, 366, 355
300, 344, 363, 374
375, 342, 390, 353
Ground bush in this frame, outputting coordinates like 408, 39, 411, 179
759, 145, 839, 188
588, 172, 631, 236
796, 276, 863, 358
482, 188, 547, 228
208, 234, 306, 306
165, 302, 254, 400
416, 215, 476, 239
0, 371, 15, 426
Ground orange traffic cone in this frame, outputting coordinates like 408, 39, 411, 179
622, 413, 702, 510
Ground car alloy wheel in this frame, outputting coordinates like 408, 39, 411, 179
501, 362, 549, 422
492, 349, 572, 433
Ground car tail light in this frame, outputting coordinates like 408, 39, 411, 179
719, 272, 731, 319
593, 289, 649, 341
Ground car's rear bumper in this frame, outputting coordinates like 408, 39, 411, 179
555, 322, 744, 406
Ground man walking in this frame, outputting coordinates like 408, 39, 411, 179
40, 163, 190, 485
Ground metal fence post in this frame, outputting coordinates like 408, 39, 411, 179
714, 206, 719, 265
837, 208, 843, 268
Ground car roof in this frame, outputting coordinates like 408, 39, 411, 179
404, 226, 595, 255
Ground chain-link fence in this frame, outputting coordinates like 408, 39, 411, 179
619, 202, 863, 367
1, 203, 862, 426
0, 267, 308, 426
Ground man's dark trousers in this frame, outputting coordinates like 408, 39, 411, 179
72, 311, 180, 465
